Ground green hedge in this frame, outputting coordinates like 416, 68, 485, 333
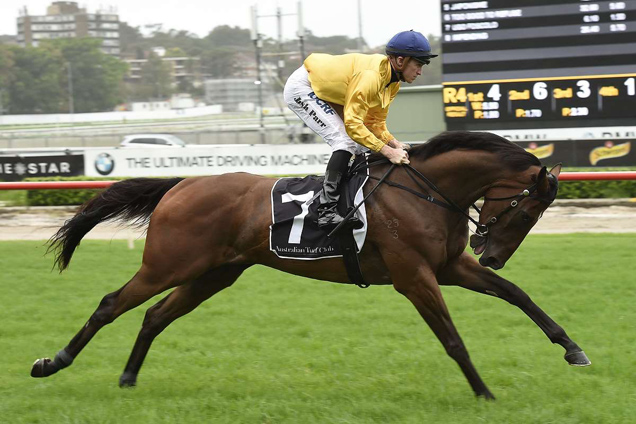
17, 168, 636, 206
23, 176, 125, 206
558, 167, 636, 199
558, 179, 636, 199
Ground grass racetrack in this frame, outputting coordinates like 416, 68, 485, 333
1, 234, 634, 423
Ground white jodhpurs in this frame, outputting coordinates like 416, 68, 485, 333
283, 65, 369, 156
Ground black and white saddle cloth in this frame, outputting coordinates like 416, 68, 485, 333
269, 156, 370, 260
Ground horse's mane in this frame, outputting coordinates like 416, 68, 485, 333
373, 131, 541, 170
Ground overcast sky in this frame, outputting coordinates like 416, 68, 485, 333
1, 0, 442, 48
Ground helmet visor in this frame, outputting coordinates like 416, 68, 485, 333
412, 54, 438, 65
386, 48, 438, 63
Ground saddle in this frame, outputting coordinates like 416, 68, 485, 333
269, 155, 371, 287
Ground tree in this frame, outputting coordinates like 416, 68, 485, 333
119, 22, 146, 59
200, 47, 242, 79
205, 25, 252, 48
199, 26, 253, 79
46, 38, 128, 112
1, 38, 129, 114
8, 45, 66, 114
303, 31, 359, 54
0, 44, 15, 113
137, 52, 173, 99
165, 47, 187, 58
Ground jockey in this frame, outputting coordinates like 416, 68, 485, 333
283, 30, 437, 230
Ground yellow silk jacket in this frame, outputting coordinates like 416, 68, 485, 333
303, 53, 400, 152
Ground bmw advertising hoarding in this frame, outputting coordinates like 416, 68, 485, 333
82, 144, 333, 178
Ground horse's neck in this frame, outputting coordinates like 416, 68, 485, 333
417, 151, 507, 209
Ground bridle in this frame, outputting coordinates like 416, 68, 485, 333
335, 158, 556, 239
472, 180, 555, 237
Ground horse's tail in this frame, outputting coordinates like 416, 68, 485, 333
49, 177, 185, 271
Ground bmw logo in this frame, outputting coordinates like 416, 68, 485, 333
95, 153, 115, 175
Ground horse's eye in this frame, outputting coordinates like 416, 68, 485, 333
521, 211, 533, 223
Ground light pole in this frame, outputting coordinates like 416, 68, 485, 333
276, 7, 285, 81
297, 1, 306, 62
67, 62, 74, 114
357, 0, 364, 52
250, 5, 266, 143
250, 2, 307, 143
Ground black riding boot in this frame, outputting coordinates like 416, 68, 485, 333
317, 151, 363, 230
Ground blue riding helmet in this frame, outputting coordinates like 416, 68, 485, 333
385, 30, 438, 64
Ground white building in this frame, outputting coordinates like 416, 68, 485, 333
205, 78, 274, 112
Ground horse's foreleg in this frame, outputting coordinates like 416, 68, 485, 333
118, 265, 248, 387
438, 252, 590, 366
390, 259, 495, 400
31, 266, 177, 379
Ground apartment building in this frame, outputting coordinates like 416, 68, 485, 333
16, 1, 120, 56
124, 56, 203, 88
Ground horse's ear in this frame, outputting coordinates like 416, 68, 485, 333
537, 166, 550, 195
549, 163, 562, 178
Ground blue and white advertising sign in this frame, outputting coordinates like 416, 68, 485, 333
83, 144, 333, 177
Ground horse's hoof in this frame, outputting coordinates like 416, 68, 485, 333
565, 350, 591, 367
31, 358, 58, 378
477, 391, 496, 401
119, 372, 137, 388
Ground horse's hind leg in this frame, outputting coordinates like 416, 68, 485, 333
119, 265, 248, 387
438, 252, 590, 366
31, 266, 179, 378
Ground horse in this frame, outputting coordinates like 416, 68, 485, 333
31, 131, 590, 400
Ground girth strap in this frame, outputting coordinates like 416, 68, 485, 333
338, 230, 370, 288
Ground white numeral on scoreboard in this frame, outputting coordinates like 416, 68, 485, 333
533, 82, 548, 100
576, 80, 591, 98
487, 84, 501, 101
625, 78, 635, 96
281, 191, 314, 244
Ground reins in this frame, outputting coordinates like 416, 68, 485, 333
343, 158, 487, 235
337, 157, 549, 238
403, 164, 487, 233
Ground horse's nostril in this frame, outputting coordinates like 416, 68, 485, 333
479, 256, 503, 270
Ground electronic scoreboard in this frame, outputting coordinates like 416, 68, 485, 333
441, 0, 636, 130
